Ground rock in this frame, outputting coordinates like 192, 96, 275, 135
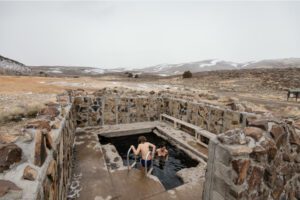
44, 131, 53, 150
217, 129, 249, 145
23, 165, 38, 181
26, 120, 51, 131
260, 138, 277, 162
271, 176, 285, 200
248, 120, 269, 131
270, 124, 285, 141
46, 160, 57, 182
176, 163, 206, 183
149, 91, 155, 95
38, 106, 60, 120
232, 159, 250, 185
0, 180, 22, 198
0, 143, 22, 173
263, 166, 276, 188
226, 102, 238, 111
101, 144, 124, 170
248, 166, 264, 191
51, 121, 61, 129
45, 102, 59, 107
34, 130, 47, 167
243, 127, 264, 141
229, 146, 253, 156
0, 134, 18, 144
250, 145, 267, 162
288, 126, 300, 145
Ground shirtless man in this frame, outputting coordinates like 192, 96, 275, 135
156, 143, 168, 158
131, 136, 156, 169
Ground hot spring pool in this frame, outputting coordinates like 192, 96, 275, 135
99, 132, 199, 190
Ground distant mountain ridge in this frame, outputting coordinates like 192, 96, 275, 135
137, 58, 300, 75
0, 55, 31, 75
1, 54, 300, 76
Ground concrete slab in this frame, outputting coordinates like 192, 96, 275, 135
68, 129, 118, 200
69, 128, 165, 200
144, 181, 204, 200
93, 121, 159, 137
155, 124, 208, 161
110, 169, 165, 200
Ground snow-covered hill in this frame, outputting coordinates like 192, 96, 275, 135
137, 58, 300, 75
0, 55, 31, 75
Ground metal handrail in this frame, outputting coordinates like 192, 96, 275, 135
145, 150, 155, 176
127, 147, 137, 171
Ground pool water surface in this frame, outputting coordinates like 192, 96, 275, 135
99, 132, 199, 190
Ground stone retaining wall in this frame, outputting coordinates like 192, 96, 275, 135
74, 96, 165, 127
164, 98, 257, 134
74, 95, 256, 135
203, 119, 300, 200
38, 103, 76, 200
0, 93, 76, 200
2, 90, 298, 200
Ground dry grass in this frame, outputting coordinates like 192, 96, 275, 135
0, 102, 44, 124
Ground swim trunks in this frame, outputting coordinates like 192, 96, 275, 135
141, 159, 152, 168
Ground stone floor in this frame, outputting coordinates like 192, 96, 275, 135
69, 122, 205, 200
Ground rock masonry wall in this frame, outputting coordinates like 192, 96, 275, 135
203, 119, 300, 200
0, 92, 76, 200
74, 96, 165, 127
74, 95, 255, 135
2, 89, 298, 200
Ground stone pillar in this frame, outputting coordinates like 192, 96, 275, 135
203, 120, 300, 200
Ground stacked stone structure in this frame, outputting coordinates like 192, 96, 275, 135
204, 120, 300, 200
0, 89, 299, 200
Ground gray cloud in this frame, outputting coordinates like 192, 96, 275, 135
0, 1, 299, 68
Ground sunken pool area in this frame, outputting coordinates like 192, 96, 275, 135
99, 132, 199, 190
68, 121, 207, 200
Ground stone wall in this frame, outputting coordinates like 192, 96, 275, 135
203, 119, 300, 200
39, 103, 76, 200
74, 96, 165, 127
164, 98, 255, 134
0, 93, 76, 200
74, 95, 255, 135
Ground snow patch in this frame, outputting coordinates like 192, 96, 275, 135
50, 70, 62, 73
84, 69, 104, 74
199, 59, 221, 68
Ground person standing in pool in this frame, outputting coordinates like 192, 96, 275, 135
130, 136, 156, 169
156, 143, 168, 159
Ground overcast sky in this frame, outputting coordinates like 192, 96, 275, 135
0, 1, 300, 69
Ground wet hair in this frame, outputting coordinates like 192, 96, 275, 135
161, 142, 166, 148
138, 136, 147, 144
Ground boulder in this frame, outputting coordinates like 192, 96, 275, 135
0, 143, 22, 173
23, 165, 38, 181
